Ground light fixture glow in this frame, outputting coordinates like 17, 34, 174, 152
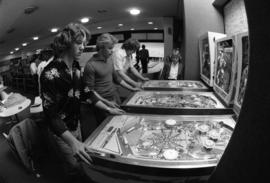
148, 22, 153, 25
33, 36, 39, 40
129, 8, 140, 15
10, 51, 14, 54
130, 28, 135, 31
154, 27, 158, 30
80, 17, 89, 23
22, 43, 28, 46
118, 23, 123, 26
97, 26, 102, 29
51, 28, 58, 33
15, 48, 19, 51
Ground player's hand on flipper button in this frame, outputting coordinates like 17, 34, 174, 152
108, 107, 125, 115
72, 141, 93, 165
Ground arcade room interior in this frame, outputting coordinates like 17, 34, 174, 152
0, 0, 269, 183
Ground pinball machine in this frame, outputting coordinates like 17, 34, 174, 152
141, 80, 209, 92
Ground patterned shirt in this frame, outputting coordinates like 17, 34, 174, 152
40, 58, 81, 136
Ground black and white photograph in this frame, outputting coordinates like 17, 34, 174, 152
0, 0, 269, 183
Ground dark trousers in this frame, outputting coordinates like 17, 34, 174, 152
141, 59, 148, 73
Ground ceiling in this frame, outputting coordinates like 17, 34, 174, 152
0, 0, 182, 59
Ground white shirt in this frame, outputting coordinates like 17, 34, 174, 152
113, 49, 134, 73
168, 62, 179, 80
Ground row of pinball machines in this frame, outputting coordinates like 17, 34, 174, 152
82, 31, 249, 181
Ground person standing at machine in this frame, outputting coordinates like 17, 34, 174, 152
40, 23, 92, 179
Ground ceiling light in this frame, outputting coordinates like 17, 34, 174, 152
118, 23, 123, 27
80, 17, 89, 23
10, 51, 14, 54
22, 43, 28, 46
129, 8, 140, 15
154, 27, 158, 30
50, 28, 58, 33
130, 28, 135, 31
15, 48, 19, 51
97, 26, 102, 29
33, 36, 39, 40
148, 22, 153, 25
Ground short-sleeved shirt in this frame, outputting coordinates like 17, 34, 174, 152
40, 58, 81, 136
113, 49, 134, 73
83, 54, 122, 103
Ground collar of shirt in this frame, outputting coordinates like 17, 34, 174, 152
92, 53, 107, 62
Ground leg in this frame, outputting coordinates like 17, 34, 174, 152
46, 128, 82, 176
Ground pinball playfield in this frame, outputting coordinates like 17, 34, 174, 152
121, 91, 233, 115
86, 114, 235, 169
141, 80, 209, 91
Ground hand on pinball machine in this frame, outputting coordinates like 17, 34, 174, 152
132, 87, 142, 91
104, 100, 120, 108
108, 107, 125, 115
142, 77, 150, 81
72, 140, 93, 165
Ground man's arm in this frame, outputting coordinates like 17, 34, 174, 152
130, 66, 149, 81
116, 70, 140, 88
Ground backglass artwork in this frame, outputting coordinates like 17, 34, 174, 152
234, 32, 249, 115
213, 36, 237, 106
199, 32, 226, 87
201, 38, 211, 80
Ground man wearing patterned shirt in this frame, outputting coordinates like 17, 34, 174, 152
40, 23, 92, 179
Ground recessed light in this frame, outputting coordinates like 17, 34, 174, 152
10, 51, 14, 54
80, 17, 89, 23
129, 8, 140, 15
118, 23, 123, 27
51, 28, 58, 33
97, 26, 102, 29
154, 27, 158, 30
15, 48, 19, 51
148, 22, 153, 25
22, 43, 28, 46
33, 36, 39, 40
130, 28, 135, 31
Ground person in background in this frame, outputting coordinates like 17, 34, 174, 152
113, 38, 149, 88
83, 33, 139, 125
134, 49, 141, 72
0, 75, 8, 101
160, 48, 184, 80
40, 23, 92, 180
29, 54, 41, 96
138, 44, 149, 74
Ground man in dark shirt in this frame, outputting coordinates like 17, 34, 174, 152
138, 44, 149, 73
40, 23, 92, 177
83, 33, 139, 124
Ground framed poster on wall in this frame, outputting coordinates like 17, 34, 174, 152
199, 32, 226, 87
213, 35, 237, 107
234, 32, 249, 115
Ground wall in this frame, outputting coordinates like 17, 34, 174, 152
162, 17, 174, 60
224, 0, 248, 35
183, 0, 224, 80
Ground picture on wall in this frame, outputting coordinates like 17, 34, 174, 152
213, 35, 237, 106
234, 32, 249, 115
199, 32, 226, 87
